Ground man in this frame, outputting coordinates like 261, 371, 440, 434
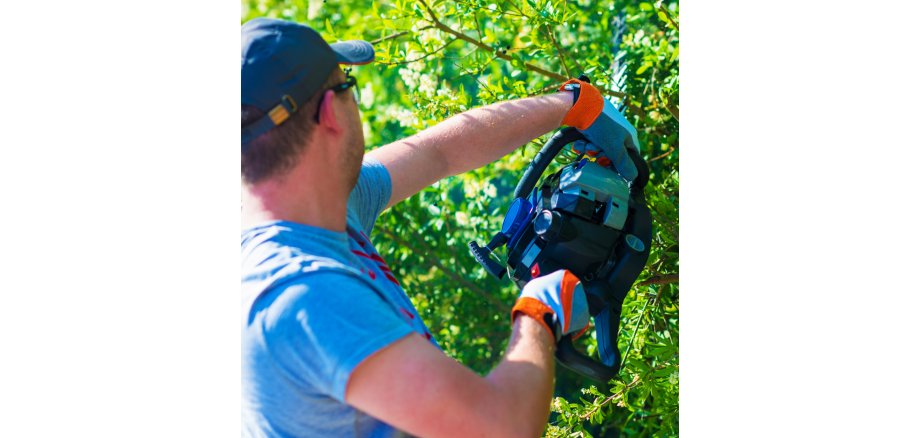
241, 18, 641, 438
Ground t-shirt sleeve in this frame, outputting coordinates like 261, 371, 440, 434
347, 157, 392, 235
261, 272, 414, 402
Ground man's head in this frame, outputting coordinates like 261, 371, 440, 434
241, 18, 372, 185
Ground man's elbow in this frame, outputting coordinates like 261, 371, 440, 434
488, 418, 545, 438
477, 388, 547, 438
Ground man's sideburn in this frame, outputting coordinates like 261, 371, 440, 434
343, 109, 365, 190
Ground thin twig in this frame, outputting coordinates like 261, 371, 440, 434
648, 146, 675, 162
370, 30, 410, 45
637, 274, 678, 287
449, 59, 498, 99
473, 11, 484, 42
528, 82, 562, 97
665, 103, 679, 121
545, 24, 572, 78
620, 289, 654, 366
378, 38, 458, 66
579, 374, 642, 420
546, 23, 585, 75
655, 1, 680, 32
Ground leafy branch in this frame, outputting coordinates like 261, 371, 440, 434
577, 359, 676, 422
655, 1, 679, 32
416, 0, 626, 99
377, 224, 506, 311
544, 23, 582, 78
579, 374, 642, 421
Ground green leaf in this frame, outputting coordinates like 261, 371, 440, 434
636, 62, 652, 75
657, 10, 671, 25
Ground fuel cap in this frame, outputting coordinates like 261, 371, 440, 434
501, 197, 532, 237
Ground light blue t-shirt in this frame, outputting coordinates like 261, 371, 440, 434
242, 158, 436, 437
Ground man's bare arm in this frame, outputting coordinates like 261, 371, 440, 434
368, 92, 573, 209
345, 315, 555, 438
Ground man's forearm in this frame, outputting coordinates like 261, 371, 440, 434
433, 92, 574, 176
370, 92, 574, 208
485, 315, 556, 437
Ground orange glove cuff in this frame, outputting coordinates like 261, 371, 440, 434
511, 297, 556, 340
559, 79, 604, 130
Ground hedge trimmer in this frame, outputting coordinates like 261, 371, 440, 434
469, 110, 652, 381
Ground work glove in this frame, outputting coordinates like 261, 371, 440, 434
559, 79, 640, 181
512, 269, 590, 342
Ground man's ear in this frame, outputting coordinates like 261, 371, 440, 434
317, 90, 342, 133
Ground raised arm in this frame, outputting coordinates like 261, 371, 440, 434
367, 92, 574, 209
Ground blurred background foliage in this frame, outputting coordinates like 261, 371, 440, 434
243, 0, 678, 435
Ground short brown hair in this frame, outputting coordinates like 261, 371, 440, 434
241, 71, 339, 184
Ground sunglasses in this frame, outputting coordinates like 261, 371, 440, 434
314, 69, 360, 122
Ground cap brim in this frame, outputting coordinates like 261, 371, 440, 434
329, 40, 375, 65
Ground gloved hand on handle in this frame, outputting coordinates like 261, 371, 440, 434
512, 269, 591, 342
559, 79, 640, 182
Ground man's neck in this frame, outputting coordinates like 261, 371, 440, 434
241, 163, 349, 232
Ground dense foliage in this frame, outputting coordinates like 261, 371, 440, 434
243, 0, 679, 435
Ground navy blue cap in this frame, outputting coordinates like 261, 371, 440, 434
241, 18, 374, 149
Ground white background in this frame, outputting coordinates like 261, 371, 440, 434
0, 0, 918, 436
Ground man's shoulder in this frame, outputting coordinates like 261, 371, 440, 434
241, 221, 375, 310
242, 254, 385, 336
243, 249, 369, 300
243, 221, 356, 270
